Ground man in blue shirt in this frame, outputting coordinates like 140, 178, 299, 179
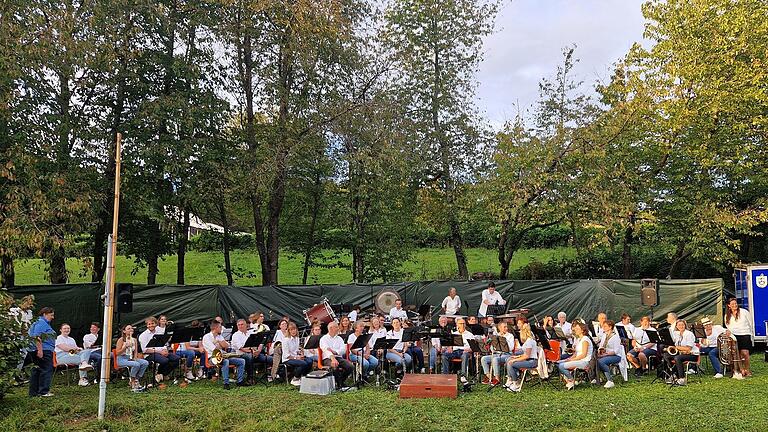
28, 307, 56, 397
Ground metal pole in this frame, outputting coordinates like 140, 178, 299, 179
98, 133, 122, 420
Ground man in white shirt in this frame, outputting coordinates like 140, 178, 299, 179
627, 316, 657, 376
441, 318, 474, 381
82, 322, 103, 380
478, 282, 505, 317
619, 313, 636, 337
231, 319, 262, 383
347, 305, 360, 322
699, 317, 725, 378
203, 321, 247, 389
429, 316, 451, 373
388, 299, 408, 321
441, 287, 462, 315
139, 316, 180, 383
319, 321, 353, 389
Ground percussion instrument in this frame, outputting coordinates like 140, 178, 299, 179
303, 298, 336, 326
375, 289, 402, 314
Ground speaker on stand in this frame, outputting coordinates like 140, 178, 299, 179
641, 278, 658, 320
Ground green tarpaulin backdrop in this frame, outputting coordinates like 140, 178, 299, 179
7, 279, 723, 339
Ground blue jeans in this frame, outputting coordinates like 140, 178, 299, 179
56, 351, 92, 379
284, 358, 313, 377
29, 351, 54, 396
507, 358, 537, 381
221, 357, 246, 384
441, 349, 470, 375
386, 351, 412, 369
482, 354, 511, 377
407, 346, 424, 370
117, 355, 149, 379
699, 347, 721, 374
597, 355, 621, 381
145, 352, 180, 376
176, 349, 196, 368
350, 354, 379, 374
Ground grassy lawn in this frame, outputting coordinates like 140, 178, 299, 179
12, 247, 574, 286
1, 354, 765, 432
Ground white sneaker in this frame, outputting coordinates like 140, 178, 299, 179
565, 381, 574, 390
196, 368, 204, 378
185, 371, 195, 380
733, 372, 744, 380
714, 373, 724, 379
290, 378, 301, 386
603, 380, 615, 389
686, 369, 694, 375
504, 378, 513, 388
79, 362, 94, 371
155, 373, 163, 383
420, 368, 425, 373
78, 378, 90, 387
460, 375, 467, 384
676, 378, 686, 386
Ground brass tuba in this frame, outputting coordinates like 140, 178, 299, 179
210, 348, 224, 366
717, 333, 740, 368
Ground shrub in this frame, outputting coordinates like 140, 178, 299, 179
0, 292, 34, 400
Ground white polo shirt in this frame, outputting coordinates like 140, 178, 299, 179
202, 332, 224, 357
231, 330, 250, 352
389, 307, 408, 320
479, 289, 504, 316
441, 295, 461, 315
319, 334, 346, 360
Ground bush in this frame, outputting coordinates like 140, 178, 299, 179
0, 292, 34, 400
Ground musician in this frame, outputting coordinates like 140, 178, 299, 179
181, 320, 207, 379
338, 316, 352, 335
249, 311, 270, 332
82, 322, 102, 381
28, 307, 56, 398
270, 319, 290, 381
319, 321, 353, 389
482, 316, 497, 335
368, 316, 387, 364
662, 319, 699, 386
214, 316, 233, 340
282, 322, 313, 386
389, 299, 408, 321
156, 315, 169, 334
403, 320, 425, 373
202, 321, 247, 389
139, 316, 180, 383
115, 324, 149, 392
304, 323, 323, 365
478, 282, 506, 317
506, 323, 538, 392
664, 312, 678, 337
441, 318, 473, 382
593, 312, 607, 337
541, 316, 555, 338
557, 321, 593, 390
555, 312, 572, 340
481, 321, 516, 386
627, 316, 657, 376
698, 317, 724, 378
596, 320, 624, 389
348, 321, 379, 376
619, 313, 636, 336
385, 318, 413, 372
725, 297, 754, 378
441, 287, 462, 315
167, 316, 196, 381
54, 323, 95, 387
429, 315, 451, 373
348, 305, 361, 322
231, 319, 259, 382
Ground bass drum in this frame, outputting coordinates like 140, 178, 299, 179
375, 289, 401, 314
303, 298, 336, 326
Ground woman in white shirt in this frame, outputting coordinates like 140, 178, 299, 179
271, 319, 290, 381
385, 318, 413, 372
505, 324, 537, 392
349, 321, 379, 377
303, 323, 323, 366
54, 323, 94, 387
368, 316, 388, 363
725, 297, 754, 378
282, 323, 313, 386
115, 324, 149, 392
481, 321, 516, 386
662, 319, 700, 386
596, 320, 624, 388
557, 321, 593, 390
441, 287, 461, 315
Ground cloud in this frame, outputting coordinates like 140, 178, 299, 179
475, 0, 648, 128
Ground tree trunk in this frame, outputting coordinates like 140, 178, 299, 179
147, 222, 161, 285
497, 219, 511, 279
147, 254, 158, 285
251, 199, 269, 284
176, 209, 190, 284
49, 245, 67, 284
302, 172, 322, 285
219, 201, 234, 286
1, 253, 14, 288
622, 213, 635, 278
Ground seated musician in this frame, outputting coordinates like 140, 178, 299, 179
557, 321, 593, 390
271, 319, 290, 381
348, 321, 379, 377
555, 312, 573, 356
82, 322, 102, 381
542, 316, 555, 339
619, 313, 636, 336
627, 316, 657, 376
115, 324, 149, 392
429, 315, 451, 373
282, 322, 313, 386
594, 312, 607, 337
441, 317, 474, 383
348, 305, 361, 322
231, 319, 260, 383
139, 316, 180, 384
403, 320, 425, 373
388, 299, 408, 321
156, 315, 170, 334
338, 316, 352, 335
596, 320, 624, 389
698, 317, 724, 378
482, 316, 497, 335
367, 316, 387, 365
662, 319, 699, 386
304, 323, 323, 366
202, 321, 247, 389
506, 323, 538, 392
319, 321, 354, 389
54, 323, 95, 387
249, 311, 270, 332
481, 321, 516, 386
441, 287, 461, 315
159, 315, 195, 382
385, 318, 413, 372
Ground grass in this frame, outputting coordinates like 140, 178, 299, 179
1, 355, 765, 431
12, 247, 575, 286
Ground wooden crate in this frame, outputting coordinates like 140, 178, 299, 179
398, 374, 457, 399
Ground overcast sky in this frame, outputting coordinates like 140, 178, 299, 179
476, 0, 648, 128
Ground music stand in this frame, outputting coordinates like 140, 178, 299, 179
402, 327, 418, 343
689, 323, 706, 339
145, 334, 172, 388
531, 325, 551, 351
169, 327, 204, 344
469, 324, 485, 336
486, 304, 505, 317
350, 333, 373, 388
372, 338, 398, 385
241, 332, 269, 386
615, 325, 629, 340
303, 335, 321, 350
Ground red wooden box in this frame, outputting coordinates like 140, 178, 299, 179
398, 374, 457, 399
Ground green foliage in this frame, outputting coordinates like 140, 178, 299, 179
188, 232, 255, 253
0, 293, 33, 400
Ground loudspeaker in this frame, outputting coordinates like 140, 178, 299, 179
640, 279, 658, 307
117, 283, 133, 313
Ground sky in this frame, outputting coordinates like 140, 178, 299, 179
476, 0, 648, 128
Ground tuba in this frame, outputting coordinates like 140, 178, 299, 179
717, 333, 740, 368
